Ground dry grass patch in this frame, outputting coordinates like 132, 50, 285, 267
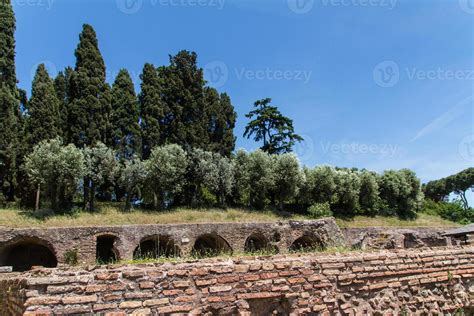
336, 213, 459, 229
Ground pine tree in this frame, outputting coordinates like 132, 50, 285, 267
0, 0, 18, 200
68, 24, 110, 148
111, 69, 141, 160
139, 63, 165, 159
160, 51, 209, 151
205, 87, 236, 156
244, 98, 303, 154
26, 64, 60, 146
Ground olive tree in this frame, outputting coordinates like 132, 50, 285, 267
119, 156, 147, 211
84, 142, 119, 211
358, 170, 381, 216
332, 168, 361, 215
145, 144, 188, 210
246, 150, 274, 209
23, 138, 85, 211
233, 149, 251, 206
272, 153, 303, 210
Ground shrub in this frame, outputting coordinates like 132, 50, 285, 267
308, 202, 333, 219
64, 249, 79, 265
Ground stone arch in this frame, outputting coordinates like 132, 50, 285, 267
289, 234, 324, 253
133, 235, 180, 259
192, 233, 232, 257
96, 234, 119, 264
0, 236, 58, 272
244, 233, 278, 254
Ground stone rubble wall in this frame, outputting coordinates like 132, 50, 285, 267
2, 247, 474, 315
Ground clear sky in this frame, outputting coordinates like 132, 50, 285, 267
12, 0, 474, 187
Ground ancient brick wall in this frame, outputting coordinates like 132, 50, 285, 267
3, 247, 474, 315
0, 219, 345, 270
0, 278, 27, 315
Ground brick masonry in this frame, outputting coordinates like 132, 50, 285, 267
1, 247, 473, 315
0, 219, 346, 267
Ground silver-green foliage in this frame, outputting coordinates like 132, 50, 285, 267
119, 156, 147, 210
272, 153, 303, 210
145, 144, 188, 208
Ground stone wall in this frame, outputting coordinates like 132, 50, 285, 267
343, 227, 451, 250
0, 219, 344, 271
3, 247, 474, 315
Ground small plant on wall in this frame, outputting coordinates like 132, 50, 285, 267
64, 249, 79, 266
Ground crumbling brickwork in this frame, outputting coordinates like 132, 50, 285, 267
2, 247, 473, 315
0, 219, 345, 269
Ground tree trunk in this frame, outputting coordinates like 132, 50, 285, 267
124, 193, 132, 211
83, 176, 90, 210
35, 184, 41, 212
89, 181, 96, 212
153, 192, 159, 210
279, 197, 284, 211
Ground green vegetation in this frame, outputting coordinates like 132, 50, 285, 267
0, 203, 458, 229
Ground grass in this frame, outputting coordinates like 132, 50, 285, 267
0, 203, 460, 228
335, 213, 459, 228
117, 246, 354, 266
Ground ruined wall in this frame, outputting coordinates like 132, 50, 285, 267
0, 219, 344, 269
3, 247, 473, 315
0, 278, 27, 316
343, 227, 451, 250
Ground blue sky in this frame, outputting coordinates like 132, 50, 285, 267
12, 0, 474, 187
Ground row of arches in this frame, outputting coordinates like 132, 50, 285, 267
0, 233, 324, 272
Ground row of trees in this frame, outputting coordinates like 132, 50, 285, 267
423, 168, 474, 210
0, 0, 237, 204
24, 139, 424, 218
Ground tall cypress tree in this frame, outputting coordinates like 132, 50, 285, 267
26, 64, 60, 146
204, 87, 236, 156
160, 51, 209, 151
0, 0, 18, 200
139, 63, 165, 159
111, 69, 141, 159
68, 24, 110, 148
54, 67, 74, 140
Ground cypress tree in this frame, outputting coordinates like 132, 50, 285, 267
205, 87, 236, 156
0, 0, 18, 200
26, 64, 60, 146
110, 69, 141, 160
54, 67, 74, 140
139, 63, 165, 159
68, 24, 110, 148
160, 50, 209, 151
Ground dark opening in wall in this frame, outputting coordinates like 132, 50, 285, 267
96, 235, 118, 264
289, 235, 323, 253
192, 233, 232, 257
133, 235, 180, 259
247, 297, 291, 315
245, 233, 278, 254
0, 238, 57, 272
